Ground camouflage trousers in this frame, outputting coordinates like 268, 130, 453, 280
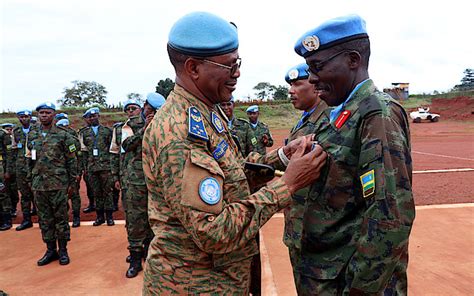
7, 174, 19, 210
84, 171, 94, 203
68, 181, 81, 213
0, 164, 11, 212
16, 171, 34, 214
90, 170, 113, 211
125, 184, 153, 252
35, 189, 70, 243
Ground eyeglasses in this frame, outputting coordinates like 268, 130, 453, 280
125, 106, 139, 112
308, 50, 358, 74
202, 58, 242, 76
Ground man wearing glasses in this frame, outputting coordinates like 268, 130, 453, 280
141, 11, 327, 294
292, 14, 415, 294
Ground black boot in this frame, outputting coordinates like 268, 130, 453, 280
83, 199, 95, 213
93, 209, 105, 226
58, 239, 70, 265
10, 208, 17, 218
126, 251, 143, 278
16, 212, 33, 231
37, 241, 59, 266
72, 211, 80, 228
0, 212, 12, 231
106, 210, 115, 226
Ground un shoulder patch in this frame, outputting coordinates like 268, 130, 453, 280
360, 169, 375, 198
199, 177, 221, 205
68, 144, 77, 153
188, 106, 209, 141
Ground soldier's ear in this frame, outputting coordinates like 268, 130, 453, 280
184, 58, 201, 80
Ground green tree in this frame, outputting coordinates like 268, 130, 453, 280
253, 82, 275, 100
127, 92, 144, 104
156, 78, 175, 98
59, 80, 108, 107
273, 85, 289, 100
453, 68, 474, 91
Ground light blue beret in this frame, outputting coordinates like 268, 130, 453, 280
285, 63, 309, 84
1, 123, 14, 128
146, 93, 166, 110
294, 14, 368, 57
36, 102, 56, 111
16, 109, 32, 116
246, 105, 259, 113
123, 99, 141, 111
83, 107, 100, 118
55, 113, 68, 120
56, 119, 69, 127
168, 11, 238, 57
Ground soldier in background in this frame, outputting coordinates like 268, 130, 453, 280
79, 107, 115, 226
123, 93, 165, 278
13, 110, 37, 231
0, 124, 14, 231
246, 105, 273, 155
28, 102, 78, 265
1, 123, 19, 218
219, 98, 257, 157
79, 115, 95, 214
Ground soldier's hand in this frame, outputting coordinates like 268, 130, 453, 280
114, 180, 121, 191
145, 113, 155, 128
282, 134, 315, 159
67, 185, 74, 198
281, 137, 327, 195
262, 134, 269, 145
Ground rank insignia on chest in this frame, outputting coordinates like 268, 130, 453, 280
212, 139, 228, 160
251, 137, 258, 146
188, 106, 209, 141
335, 110, 351, 129
199, 177, 221, 205
360, 169, 375, 198
211, 112, 225, 134
68, 144, 76, 153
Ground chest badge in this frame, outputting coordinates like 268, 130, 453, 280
211, 112, 225, 134
199, 177, 221, 205
360, 169, 375, 198
212, 139, 229, 160
188, 106, 209, 141
335, 110, 351, 129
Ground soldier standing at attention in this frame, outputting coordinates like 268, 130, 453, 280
0, 124, 14, 231
27, 102, 78, 265
13, 110, 37, 231
79, 114, 95, 214
246, 105, 273, 155
282, 63, 330, 280
123, 93, 165, 278
1, 123, 19, 219
219, 98, 257, 157
141, 11, 327, 294
79, 107, 114, 226
292, 14, 415, 294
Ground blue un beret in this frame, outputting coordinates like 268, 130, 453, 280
1, 123, 15, 128
56, 119, 69, 127
36, 102, 56, 111
16, 109, 32, 116
55, 113, 68, 121
246, 105, 259, 113
83, 107, 100, 118
294, 14, 368, 57
285, 63, 309, 84
168, 11, 238, 57
123, 99, 141, 112
146, 93, 166, 110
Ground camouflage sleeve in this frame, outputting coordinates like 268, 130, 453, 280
245, 125, 257, 156
121, 128, 144, 153
109, 128, 120, 182
265, 126, 274, 147
64, 132, 79, 184
247, 149, 286, 171
5, 135, 15, 175
157, 141, 291, 255
348, 108, 415, 292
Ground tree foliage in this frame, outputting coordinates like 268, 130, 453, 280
59, 80, 108, 107
453, 68, 474, 91
253, 82, 275, 100
273, 85, 289, 100
127, 92, 144, 103
156, 78, 175, 98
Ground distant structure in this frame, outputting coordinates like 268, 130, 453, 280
384, 82, 409, 100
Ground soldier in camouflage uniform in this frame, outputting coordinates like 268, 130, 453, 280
56, 115, 82, 228
0, 125, 14, 231
246, 105, 274, 155
1, 123, 19, 218
122, 93, 165, 278
27, 102, 78, 265
142, 11, 327, 295
292, 15, 415, 294
79, 107, 115, 226
12, 110, 37, 231
282, 63, 331, 280
220, 98, 257, 157
79, 115, 95, 214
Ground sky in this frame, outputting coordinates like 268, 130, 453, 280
1, 0, 472, 112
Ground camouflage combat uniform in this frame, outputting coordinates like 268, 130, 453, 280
79, 125, 114, 211
0, 129, 14, 227
294, 80, 415, 295
228, 117, 256, 157
27, 125, 78, 242
249, 121, 273, 155
142, 85, 292, 295
63, 126, 82, 214
78, 126, 94, 210
282, 100, 330, 278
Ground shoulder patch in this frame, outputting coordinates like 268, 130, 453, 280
360, 169, 375, 198
199, 177, 221, 205
68, 144, 77, 153
188, 106, 209, 141
212, 139, 228, 160
211, 112, 225, 134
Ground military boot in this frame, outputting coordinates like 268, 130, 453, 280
58, 239, 70, 265
16, 212, 33, 231
0, 212, 12, 231
106, 210, 115, 226
72, 211, 80, 228
83, 198, 95, 213
93, 209, 105, 226
126, 251, 143, 278
10, 208, 17, 218
37, 241, 59, 266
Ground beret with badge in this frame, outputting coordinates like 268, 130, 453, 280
56, 118, 70, 127
36, 102, 56, 111
294, 14, 368, 57
16, 109, 32, 116
123, 99, 141, 112
246, 105, 259, 113
83, 107, 100, 118
55, 113, 69, 121
285, 63, 310, 84
145, 92, 166, 110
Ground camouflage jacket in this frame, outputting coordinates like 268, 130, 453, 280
27, 125, 78, 191
249, 121, 273, 155
64, 127, 83, 175
109, 121, 135, 186
228, 117, 256, 157
283, 100, 330, 250
12, 125, 35, 175
142, 84, 290, 294
298, 80, 415, 293
0, 129, 15, 186
79, 125, 112, 172
121, 115, 146, 187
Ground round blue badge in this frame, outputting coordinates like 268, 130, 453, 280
199, 177, 221, 205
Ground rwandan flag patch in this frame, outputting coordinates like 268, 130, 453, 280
360, 169, 375, 198
68, 144, 77, 153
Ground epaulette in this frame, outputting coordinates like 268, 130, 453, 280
56, 125, 69, 132
78, 126, 89, 132
359, 95, 382, 119
187, 106, 208, 141
113, 122, 124, 128
235, 118, 250, 124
